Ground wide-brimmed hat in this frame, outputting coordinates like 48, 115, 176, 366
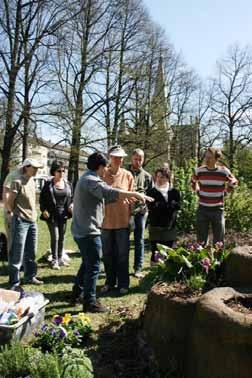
22, 158, 43, 168
108, 145, 127, 157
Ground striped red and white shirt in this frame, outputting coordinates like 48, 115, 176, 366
191, 165, 238, 207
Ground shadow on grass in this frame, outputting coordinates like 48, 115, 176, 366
40, 274, 75, 285
90, 313, 160, 378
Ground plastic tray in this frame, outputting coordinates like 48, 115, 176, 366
0, 299, 49, 345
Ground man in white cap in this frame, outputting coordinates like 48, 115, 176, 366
6, 158, 44, 289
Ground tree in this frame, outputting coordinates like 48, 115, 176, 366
211, 44, 252, 167
0, 0, 72, 197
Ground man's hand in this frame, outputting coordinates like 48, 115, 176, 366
134, 192, 154, 204
43, 210, 50, 219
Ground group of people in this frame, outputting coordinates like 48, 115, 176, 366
2, 145, 238, 313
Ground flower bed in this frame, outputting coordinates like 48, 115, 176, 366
143, 242, 230, 376
149, 241, 229, 291
33, 312, 92, 353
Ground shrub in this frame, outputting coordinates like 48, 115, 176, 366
0, 343, 94, 378
0, 343, 32, 378
173, 162, 197, 233
225, 180, 252, 232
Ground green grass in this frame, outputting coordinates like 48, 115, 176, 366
0, 210, 153, 331
0, 210, 161, 376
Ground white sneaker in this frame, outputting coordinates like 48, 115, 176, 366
62, 251, 70, 262
134, 271, 144, 279
59, 258, 69, 267
51, 260, 60, 270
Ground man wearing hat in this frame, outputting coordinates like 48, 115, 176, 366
6, 158, 44, 289
102, 145, 134, 295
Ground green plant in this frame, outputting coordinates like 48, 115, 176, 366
225, 180, 252, 232
0, 342, 33, 377
173, 161, 197, 232
30, 351, 61, 378
149, 242, 229, 290
61, 347, 94, 378
33, 313, 93, 354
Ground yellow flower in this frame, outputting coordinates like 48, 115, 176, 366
62, 313, 72, 325
77, 312, 91, 324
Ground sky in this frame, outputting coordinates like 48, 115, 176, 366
143, 0, 252, 78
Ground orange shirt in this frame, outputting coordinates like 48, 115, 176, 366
102, 167, 134, 229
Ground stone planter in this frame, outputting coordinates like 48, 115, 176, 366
143, 283, 198, 376
224, 245, 252, 286
187, 287, 252, 378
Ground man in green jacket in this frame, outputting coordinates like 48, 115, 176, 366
129, 149, 153, 278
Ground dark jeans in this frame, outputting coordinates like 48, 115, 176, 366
197, 206, 225, 245
150, 240, 174, 261
133, 213, 147, 272
74, 235, 102, 305
47, 219, 67, 261
9, 216, 37, 286
102, 228, 130, 290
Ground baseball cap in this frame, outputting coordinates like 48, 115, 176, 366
108, 145, 127, 157
22, 158, 44, 168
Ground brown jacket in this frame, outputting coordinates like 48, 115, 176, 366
102, 168, 134, 229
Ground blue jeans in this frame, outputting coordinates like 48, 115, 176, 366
9, 216, 37, 286
74, 235, 102, 305
133, 213, 147, 271
102, 228, 130, 289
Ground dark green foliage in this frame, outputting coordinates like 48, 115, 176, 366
173, 161, 197, 232
225, 180, 252, 232
0, 343, 93, 378
0, 342, 31, 378
29, 352, 61, 378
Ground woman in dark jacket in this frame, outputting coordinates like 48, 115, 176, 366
147, 168, 180, 263
39, 160, 73, 269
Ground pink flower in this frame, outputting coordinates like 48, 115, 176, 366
215, 241, 224, 251
200, 257, 211, 274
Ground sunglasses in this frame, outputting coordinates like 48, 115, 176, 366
56, 169, 65, 173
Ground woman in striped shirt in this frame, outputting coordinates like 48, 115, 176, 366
191, 147, 238, 245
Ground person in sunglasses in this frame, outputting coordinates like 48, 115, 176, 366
39, 160, 73, 269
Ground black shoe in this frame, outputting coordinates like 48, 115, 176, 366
70, 292, 84, 305
70, 285, 84, 305
83, 300, 109, 313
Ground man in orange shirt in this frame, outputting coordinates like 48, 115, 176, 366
102, 145, 134, 295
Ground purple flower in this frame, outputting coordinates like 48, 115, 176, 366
59, 326, 67, 338
200, 257, 211, 274
74, 330, 80, 336
53, 315, 63, 325
50, 328, 57, 336
41, 324, 48, 332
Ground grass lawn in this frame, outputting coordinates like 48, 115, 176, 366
0, 211, 157, 377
